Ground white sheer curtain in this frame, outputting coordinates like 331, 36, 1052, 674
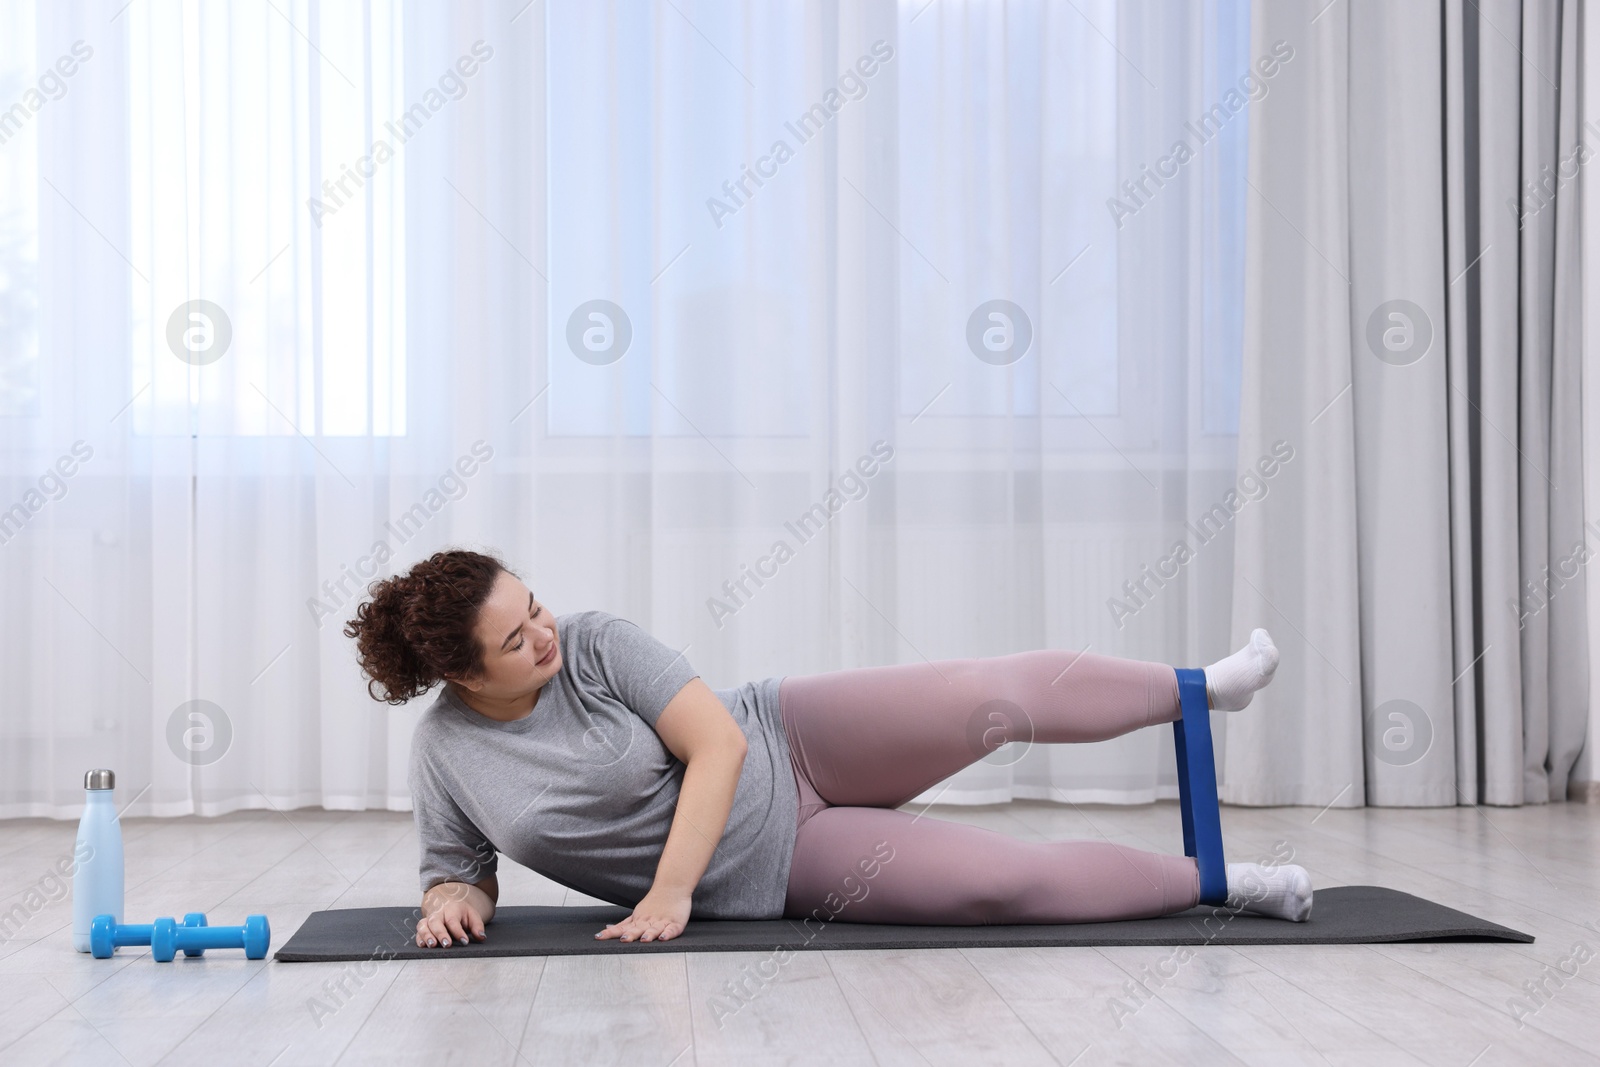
1, 0, 1251, 820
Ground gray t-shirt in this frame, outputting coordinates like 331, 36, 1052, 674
406, 610, 800, 920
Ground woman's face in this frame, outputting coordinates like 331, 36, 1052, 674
454, 570, 562, 700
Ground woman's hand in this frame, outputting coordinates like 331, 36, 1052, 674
416, 897, 488, 949
594, 887, 692, 943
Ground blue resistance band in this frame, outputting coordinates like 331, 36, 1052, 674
1173, 667, 1227, 905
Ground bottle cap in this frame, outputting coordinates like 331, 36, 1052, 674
84, 769, 115, 790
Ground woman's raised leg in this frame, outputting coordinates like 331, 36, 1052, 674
779, 649, 1180, 810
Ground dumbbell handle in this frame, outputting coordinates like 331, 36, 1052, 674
105, 922, 155, 946
173, 926, 249, 950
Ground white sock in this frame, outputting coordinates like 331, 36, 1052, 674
1204, 628, 1279, 711
1226, 862, 1313, 922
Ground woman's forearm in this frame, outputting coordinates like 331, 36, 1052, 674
651, 741, 747, 897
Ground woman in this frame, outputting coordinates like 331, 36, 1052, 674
346, 549, 1312, 949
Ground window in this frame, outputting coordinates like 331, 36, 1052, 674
127, 0, 406, 437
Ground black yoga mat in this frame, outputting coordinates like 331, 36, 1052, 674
273, 886, 1532, 961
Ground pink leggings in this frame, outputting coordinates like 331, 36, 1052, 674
778, 650, 1201, 925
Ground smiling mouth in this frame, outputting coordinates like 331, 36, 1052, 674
536, 643, 558, 668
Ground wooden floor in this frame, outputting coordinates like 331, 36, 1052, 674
0, 799, 1595, 1066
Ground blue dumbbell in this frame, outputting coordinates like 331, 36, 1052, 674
150, 914, 270, 962
91, 913, 208, 959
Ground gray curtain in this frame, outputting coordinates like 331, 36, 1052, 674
1223, 0, 1588, 807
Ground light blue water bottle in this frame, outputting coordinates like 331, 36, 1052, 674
72, 769, 124, 953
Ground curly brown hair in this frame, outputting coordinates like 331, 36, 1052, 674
344, 548, 520, 704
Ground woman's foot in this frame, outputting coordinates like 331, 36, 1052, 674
1225, 861, 1313, 921
1204, 628, 1279, 711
